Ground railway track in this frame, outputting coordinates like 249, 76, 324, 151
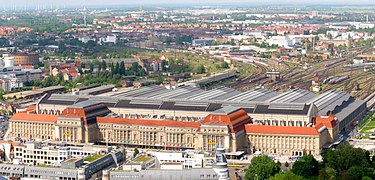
226, 44, 374, 92
229, 63, 268, 90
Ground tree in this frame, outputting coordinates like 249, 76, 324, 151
115, 62, 120, 74
110, 63, 115, 74
322, 142, 371, 173
347, 166, 365, 180
220, 61, 229, 68
197, 65, 206, 74
161, 60, 168, 71
89, 63, 94, 73
0, 89, 3, 100
120, 61, 126, 75
245, 155, 280, 180
128, 62, 147, 76
319, 167, 337, 180
269, 172, 304, 180
292, 154, 319, 178
98, 63, 102, 71
102, 60, 107, 70
347, 166, 375, 180
133, 148, 139, 158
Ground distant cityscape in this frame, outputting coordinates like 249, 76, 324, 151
0, 3, 373, 180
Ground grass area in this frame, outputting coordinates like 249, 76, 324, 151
187, 57, 227, 74
139, 51, 228, 74
234, 61, 256, 78
361, 121, 375, 132
359, 112, 375, 134
84, 154, 104, 162
134, 156, 151, 162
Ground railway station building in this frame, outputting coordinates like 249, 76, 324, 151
6, 86, 367, 156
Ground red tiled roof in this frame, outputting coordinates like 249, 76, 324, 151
202, 109, 252, 133
59, 64, 72, 68
245, 124, 326, 136
315, 115, 337, 128
20, 105, 36, 113
21, 65, 34, 69
97, 117, 201, 129
11, 113, 57, 123
0, 140, 20, 149
60, 108, 86, 117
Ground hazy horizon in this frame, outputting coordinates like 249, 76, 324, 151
0, 0, 374, 8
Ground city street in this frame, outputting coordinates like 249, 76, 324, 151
0, 116, 9, 140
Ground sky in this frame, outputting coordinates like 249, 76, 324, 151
0, 0, 374, 7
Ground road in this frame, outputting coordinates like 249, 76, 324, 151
0, 116, 10, 140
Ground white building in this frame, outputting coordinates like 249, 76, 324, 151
13, 142, 111, 166
99, 35, 117, 44
116, 148, 229, 180
348, 22, 375, 29
266, 36, 292, 47
78, 36, 95, 43
0, 75, 23, 92
151, 151, 213, 169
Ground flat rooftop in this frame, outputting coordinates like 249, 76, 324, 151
64, 158, 82, 163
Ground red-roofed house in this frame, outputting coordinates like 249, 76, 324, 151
143, 58, 163, 72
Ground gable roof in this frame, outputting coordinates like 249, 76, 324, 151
202, 108, 252, 133
315, 115, 337, 128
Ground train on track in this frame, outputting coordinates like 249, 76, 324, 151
325, 58, 346, 68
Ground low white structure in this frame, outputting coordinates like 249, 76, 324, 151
13, 142, 111, 166
266, 36, 292, 47
115, 149, 229, 180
